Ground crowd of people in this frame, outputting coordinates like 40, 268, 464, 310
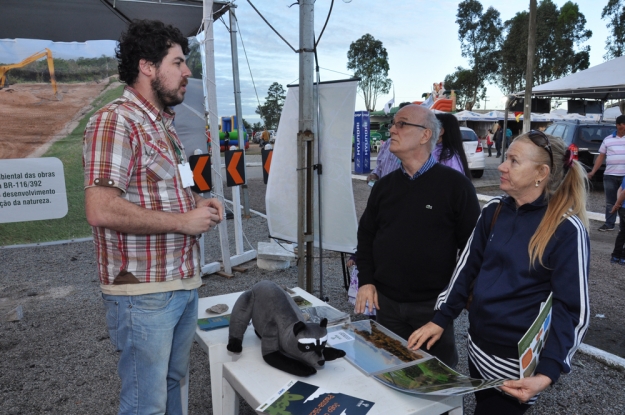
81, 17, 624, 415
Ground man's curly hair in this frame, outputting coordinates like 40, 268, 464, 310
116, 20, 190, 86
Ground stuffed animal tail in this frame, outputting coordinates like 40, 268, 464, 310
227, 290, 254, 353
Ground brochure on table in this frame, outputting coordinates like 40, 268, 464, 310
257, 379, 374, 415
518, 292, 553, 378
327, 320, 506, 396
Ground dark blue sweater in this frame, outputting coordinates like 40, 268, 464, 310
432, 195, 590, 383
356, 164, 480, 303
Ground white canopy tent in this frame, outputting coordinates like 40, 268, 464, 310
454, 110, 497, 122
519, 56, 625, 100
483, 110, 517, 121
0, 0, 229, 41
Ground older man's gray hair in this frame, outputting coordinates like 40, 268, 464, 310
422, 109, 441, 152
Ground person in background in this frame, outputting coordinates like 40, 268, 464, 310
366, 129, 401, 184
609, 176, 625, 264
83, 20, 223, 415
486, 129, 494, 157
345, 254, 375, 319
261, 128, 270, 147
434, 113, 471, 179
506, 127, 513, 148
494, 125, 503, 157
355, 104, 480, 369
409, 131, 589, 414
588, 114, 625, 231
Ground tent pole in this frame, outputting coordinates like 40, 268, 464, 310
229, 5, 245, 255
228, 4, 251, 220
203, 0, 232, 274
314, 52, 325, 300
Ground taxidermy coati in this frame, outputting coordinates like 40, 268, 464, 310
226, 280, 346, 376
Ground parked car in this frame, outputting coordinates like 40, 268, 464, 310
544, 121, 614, 178
460, 126, 485, 178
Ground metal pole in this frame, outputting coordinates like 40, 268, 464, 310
501, 101, 510, 164
298, 0, 315, 292
203, 0, 232, 274
229, 6, 245, 255
314, 56, 324, 300
523, 0, 537, 133
228, 6, 251, 218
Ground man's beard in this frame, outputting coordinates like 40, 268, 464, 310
151, 74, 186, 108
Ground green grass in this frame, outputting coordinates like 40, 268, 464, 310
0, 84, 125, 246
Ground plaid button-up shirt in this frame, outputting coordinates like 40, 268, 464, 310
83, 87, 199, 289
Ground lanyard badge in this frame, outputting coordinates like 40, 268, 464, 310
162, 120, 194, 188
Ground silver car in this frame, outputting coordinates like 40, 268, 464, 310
460, 126, 485, 178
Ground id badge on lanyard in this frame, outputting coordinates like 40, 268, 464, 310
162, 119, 194, 188
178, 162, 195, 188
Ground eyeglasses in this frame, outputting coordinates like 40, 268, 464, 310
390, 120, 427, 130
528, 130, 553, 170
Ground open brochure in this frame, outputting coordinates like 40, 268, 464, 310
257, 380, 374, 415
327, 320, 506, 396
518, 292, 553, 378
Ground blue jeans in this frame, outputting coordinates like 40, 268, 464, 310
604, 175, 624, 228
103, 289, 198, 415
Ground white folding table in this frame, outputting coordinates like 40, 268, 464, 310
193, 288, 329, 415
193, 288, 463, 415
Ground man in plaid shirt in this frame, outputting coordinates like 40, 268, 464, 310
83, 20, 223, 415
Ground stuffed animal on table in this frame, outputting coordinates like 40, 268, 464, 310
226, 280, 346, 377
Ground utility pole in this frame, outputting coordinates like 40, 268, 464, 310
297, 0, 315, 292
483, 97, 489, 110
524, 0, 537, 133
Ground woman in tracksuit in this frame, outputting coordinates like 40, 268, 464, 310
408, 131, 590, 414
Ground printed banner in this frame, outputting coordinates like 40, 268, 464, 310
353, 111, 371, 174
0, 157, 67, 223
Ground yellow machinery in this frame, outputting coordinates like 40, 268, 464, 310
0, 48, 58, 95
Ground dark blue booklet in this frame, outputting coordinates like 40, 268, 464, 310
257, 380, 374, 415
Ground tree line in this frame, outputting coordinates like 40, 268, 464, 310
446, 0, 625, 110
340, 0, 625, 113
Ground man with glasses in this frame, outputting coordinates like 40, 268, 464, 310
588, 114, 625, 231
354, 104, 480, 368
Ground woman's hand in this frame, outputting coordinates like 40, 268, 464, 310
407, 322, 444, 351
499, 374, 552, 403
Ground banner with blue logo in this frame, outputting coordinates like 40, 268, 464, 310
353, 111, 370, 174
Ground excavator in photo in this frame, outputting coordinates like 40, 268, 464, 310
0, 48, 61, 99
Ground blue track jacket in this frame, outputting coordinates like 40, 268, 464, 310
432, 195, 590, 384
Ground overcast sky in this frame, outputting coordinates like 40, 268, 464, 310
0, 0, 611, 124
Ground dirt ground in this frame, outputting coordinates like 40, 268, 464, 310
0, 82, 108, 159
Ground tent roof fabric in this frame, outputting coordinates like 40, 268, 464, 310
0, 0, 230, 42
517, 56, 625, 100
